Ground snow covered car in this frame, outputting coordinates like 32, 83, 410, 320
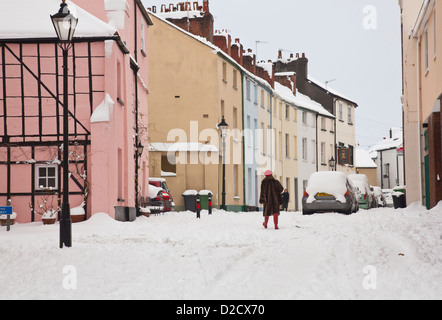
372, 186, 387, 207
348, 174, 374, 209
149, 178, 174, 212
302, 171, 359, 215
145, 184, 166, 214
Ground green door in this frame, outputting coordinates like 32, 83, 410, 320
424, 155, 431, 209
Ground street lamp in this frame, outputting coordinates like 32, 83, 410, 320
51, 0, 78, 248
217, 116, 229, 211
329, 157, 336, 171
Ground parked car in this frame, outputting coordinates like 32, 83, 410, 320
348, 174, 374, 209
302, 171, 359, 215
145, 184, 166, 214
382, 189, 394, 207
149, 178, 174, 212
372, 186, 387, 207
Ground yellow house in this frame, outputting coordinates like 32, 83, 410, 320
147, 13, 244, 211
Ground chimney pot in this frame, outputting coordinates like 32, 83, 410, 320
203, 0, 209, 12
278, 49, 282, 59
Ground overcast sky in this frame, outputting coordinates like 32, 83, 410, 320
142, 0, 403, 149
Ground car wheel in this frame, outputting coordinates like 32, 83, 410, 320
302, 209, 313, 215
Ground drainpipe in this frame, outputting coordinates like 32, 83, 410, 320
416, 37, 423, 203
315, 113, 319, 172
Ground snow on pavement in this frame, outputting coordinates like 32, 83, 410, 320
0, 203, 441, 300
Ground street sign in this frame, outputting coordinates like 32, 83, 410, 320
0, 206, 13, 215
0, 206, 13, 231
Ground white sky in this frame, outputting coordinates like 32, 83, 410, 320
142, 0, 403, 149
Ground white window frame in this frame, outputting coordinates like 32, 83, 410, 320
36, 164, 58, 191
302, 138, 307, 160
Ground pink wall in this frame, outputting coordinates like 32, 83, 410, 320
0, 0, 150, 223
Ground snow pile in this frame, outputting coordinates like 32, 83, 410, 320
306, 171, 348, 203
0, 205, 441, 300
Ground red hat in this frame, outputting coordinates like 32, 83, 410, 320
264, 170, 273, 176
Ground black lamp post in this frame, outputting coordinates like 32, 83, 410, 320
51, 0, 78, 248
329, 157, 336, 171
217, 116, 229, 211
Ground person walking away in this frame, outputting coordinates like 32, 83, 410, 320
259, 170, 284, 229
282, 189, 289, 211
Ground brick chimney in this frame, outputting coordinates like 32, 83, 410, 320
243, 48, 256, 74
159, 1, 214, 43
230, 38, 243, 65
213, 30, 231, 56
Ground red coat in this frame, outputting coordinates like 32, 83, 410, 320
259, 176, 284, 217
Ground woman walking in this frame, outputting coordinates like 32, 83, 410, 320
259, 170, 284, 229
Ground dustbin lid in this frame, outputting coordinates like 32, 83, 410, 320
182, 190, 198, 196
199, 190, 213, 195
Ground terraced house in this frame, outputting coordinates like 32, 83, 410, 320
400, 0, 442, 209
147, 1, 356, 212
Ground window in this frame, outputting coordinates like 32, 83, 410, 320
338, 103, 343, 120
285, 134, 290, 158
424, 24, 429, 72
321, 117, 326, 130
141, 20, 146, 56
293, 136, 298, 159
233, 69, 238, 89
253, 85, 258, 104
261, 90, 265, 108
302, 111, 307, 124
311, 140, 316, 164
117, 60, 124, 105
161, 155, 176, 175
285, 104, 290, 120
302, 138, 307, 160
222, 62, 227, 82
246, 80, 251, 100
36, 164, 58, 190
321, 142, 326, 164
348, 106, 352, 124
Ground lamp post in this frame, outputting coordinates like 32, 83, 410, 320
329, 157, 336, 171
51, 0, 78, 248
217, 116, 229, 211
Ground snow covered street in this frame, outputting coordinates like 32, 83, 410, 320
1, 203, 441, 300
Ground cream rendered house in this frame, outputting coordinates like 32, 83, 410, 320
147, 13, 244, 211
400, 0, 442, 208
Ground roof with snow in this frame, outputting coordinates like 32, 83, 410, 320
307, 75, 358, 107
0, 0, 117, 41
274, 82, 334, 118
368, 128, 403, 157
355, 149, 377, 168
